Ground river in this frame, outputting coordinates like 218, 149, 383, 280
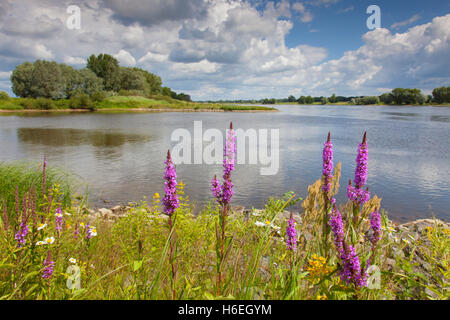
0, 104, 449, 222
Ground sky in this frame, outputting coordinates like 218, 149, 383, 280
0, 0, 449, 100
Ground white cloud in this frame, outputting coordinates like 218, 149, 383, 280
391, 14, 421, 29
63, 56, 86, 65
113, 49, 136, 67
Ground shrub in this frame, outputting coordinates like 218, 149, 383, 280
0, 91, 9, 100
70, 93, 94, 110
91, 91, 106, 102
33, 98, 56, 110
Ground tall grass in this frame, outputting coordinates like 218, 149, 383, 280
0, 161, 75, 223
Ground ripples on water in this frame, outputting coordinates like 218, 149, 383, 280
0, 105, 449, 222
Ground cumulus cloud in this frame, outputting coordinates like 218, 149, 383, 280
113, 49, 136, 66
0, 0, 448, 100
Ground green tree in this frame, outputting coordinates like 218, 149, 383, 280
305, 96, 314, 104
321, 97, 328, 105
78, 68, 104, 96
29, 60, 63, 99
0, 91, 9, 100
297, 96, 306, 104
87, 54, 121, 91
329, 93, 337, 103
120, 67, 148, 93
11, 62, 34, 98
288, 95, 296, 103
60, 64, 80, 98
432, 87, 450, 104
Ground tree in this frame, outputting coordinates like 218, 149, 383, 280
380, 92, 393, 105
329, 93, 337, 103
176, 93, 191, 102
87, 54, 121, 91
29, 60, 63, 99
305, 96, 314, 104
321, 97, 328, 105
297, 96, 306, 104
119, 67, 148, 93
11, 62, 34, 98
288, 95, 296, 103
60, 64, 81, 98
78, 68, 103, 95
432, 87, 450, 104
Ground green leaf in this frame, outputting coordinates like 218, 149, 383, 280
133, 260, 143, 272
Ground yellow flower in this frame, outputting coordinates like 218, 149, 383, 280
317, 294, 327, 300
307, 254, 332, 281
154, 193, 160, 199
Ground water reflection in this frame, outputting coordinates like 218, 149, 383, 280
17, 128, 151, 147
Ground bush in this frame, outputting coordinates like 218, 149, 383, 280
91, 91, 106, 102
70, 93, 94, 110
118, 89, 145, 97
0, 91, 9, 100
33, 98, 55, 110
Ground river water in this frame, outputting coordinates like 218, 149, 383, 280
0, 105, 449, 222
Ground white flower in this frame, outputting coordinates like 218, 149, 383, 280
64, 212, 71, 216
44, 237, 55, 245
55, 212, 63, 218
69, 258, 77, 264
255, 221, 266, 227
88, 226, 97, 237
37, 223, 47, 231
36, 241, 45, 246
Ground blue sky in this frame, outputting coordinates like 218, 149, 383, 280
0, 0, 449, 100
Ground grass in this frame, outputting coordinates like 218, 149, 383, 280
0, 159, 448, 300
0, 161, 77, 224
0, 96, 277, 112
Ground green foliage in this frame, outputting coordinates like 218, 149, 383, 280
33, 98, 56, 110
69, 93, 94, 110
0, 91, 9, 100
432, 86, 450, 104
87, 54, 121, 91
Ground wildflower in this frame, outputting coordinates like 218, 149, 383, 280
307, 254, 332, 280
86, 225, 97, 239
15, 223, 29, 247
370, 209, 382, 246
37, 223, 47, 231
340, 243, 367, 288
211, 122, 236, 206
163, 150, 180, 216
55, 208, 63, 233
154, 193, 160, 199
69, 258, 77, 264
286, 213, 297, 251
255, 221, 266, 227
354, 132, 368, 189
44, 237, 55, 245
42, 251, 54, 279
317, 294, 328, 300
36, 241, 45, 246
322, 132, 333, 194
329, 205, 345, 254
80, 222, 85, 228
64, 212, 71, 216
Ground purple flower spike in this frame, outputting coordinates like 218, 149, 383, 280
14, 222, 29, 247
163, 150, 180, 216
354, 132, 368, 189
211, 122, 236, 206
322, 132, 334, 194
329, 204, 345, 254
340, 243, 367, 288
42, 250, 54, 279
370, 209, 382, 247
286, 213, 297, 251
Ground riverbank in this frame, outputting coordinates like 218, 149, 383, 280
0, 95, 278, 113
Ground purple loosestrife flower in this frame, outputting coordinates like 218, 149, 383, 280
322, 132, 334, 194
340, 243, 367, 288
42, 250, 54, 279
354, 132, 368, 189
163, 150, 180, 216
347, 182, 371, 205
211, 175, 222, 199
370, 209, 382, 247
286, 213, 297, 251
14, 223, 29, 247
211, 123, 237, 206
329, 204, 345, 254
55, 208, 63, 233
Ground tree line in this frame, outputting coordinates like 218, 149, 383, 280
208, 87, 449, 105
9, 53, 191, 102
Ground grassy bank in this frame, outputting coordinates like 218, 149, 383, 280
0, 95, 277, 112
0, 158, 448, 300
